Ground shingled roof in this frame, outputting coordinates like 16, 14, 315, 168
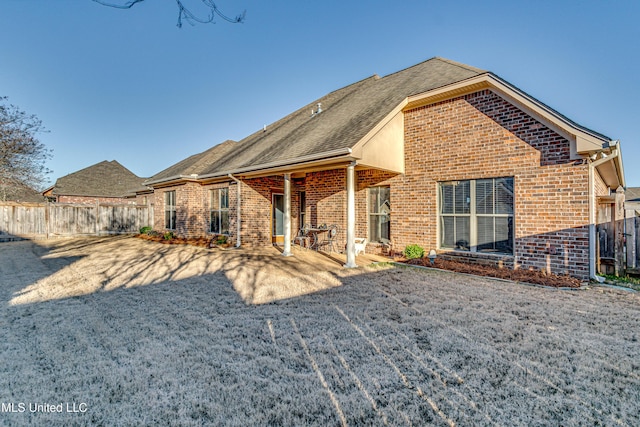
147, 140, 237, 184
2, 182, 45, 203
625, 187, 640, 203
52, 160, 145, 198
147, 57, 485, 184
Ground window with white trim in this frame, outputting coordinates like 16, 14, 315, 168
439, 177, 514, 254
369, 186, 391, 243
164, 191, 176, 230
210, 188, 229, 234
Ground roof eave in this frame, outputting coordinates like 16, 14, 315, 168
198, 147, 354, 180
143, 174, 202, 188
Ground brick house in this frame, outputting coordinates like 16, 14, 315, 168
44, 160, 147, 205
143, 58, 625, 281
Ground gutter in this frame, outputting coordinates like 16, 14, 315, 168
143, 174, 201, 187
228, 174, 242, 248
588, 145, 620, 282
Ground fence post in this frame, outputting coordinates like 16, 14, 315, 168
95, 201, 100, 236
46, 201, 50, 239
636, 216, 640, 271
614, 187, 625, 276
625, 209, 636, 268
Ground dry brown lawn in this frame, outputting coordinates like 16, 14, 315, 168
0, 236, 638, 426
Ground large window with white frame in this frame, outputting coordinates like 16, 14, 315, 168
439, 177, 514, 254
164, 190, 176, 230
369, 186, 391, 243
210, 188, 229, 234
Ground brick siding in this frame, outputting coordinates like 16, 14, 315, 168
395, 89, 590, 279
57, 195, 137, 205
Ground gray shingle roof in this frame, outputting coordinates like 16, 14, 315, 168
147, 140, 237, 183
625, 187, 640, 203
3, 182, 45, 203
52, 160, 145, 198
148, 57, 486, 183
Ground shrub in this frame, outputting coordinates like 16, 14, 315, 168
215, 235, 228, 245
163, 231, 175, 241
403, 244, 425, 260
139, 226, 152, 235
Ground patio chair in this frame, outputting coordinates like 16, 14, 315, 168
316, 224, 339, 253
293, 223, 312, 249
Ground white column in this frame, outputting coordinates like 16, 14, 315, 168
344, 162, 357, 268
282, 173, 293, 257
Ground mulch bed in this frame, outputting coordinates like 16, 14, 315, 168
399, 257, 582, 288
136, 234, 231, 249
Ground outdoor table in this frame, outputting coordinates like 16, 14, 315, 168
305, 227, 329, 250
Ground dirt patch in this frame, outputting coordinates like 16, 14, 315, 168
399, 257, 583, 288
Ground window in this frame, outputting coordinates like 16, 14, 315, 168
299, 191, 306, 227
439, 177, 513, 254
369, 186, 391, 243
164, 191, 176, 230
210, 188, 229, 234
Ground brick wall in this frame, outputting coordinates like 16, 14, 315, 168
241, 176, 285, 247
57, 195, 137, 205
396, 89, 590, 279
153, 184, 204, 237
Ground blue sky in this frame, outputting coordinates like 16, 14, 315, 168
1, 0, 638, 187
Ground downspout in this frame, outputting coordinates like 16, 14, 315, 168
588, 147, 620, 282
228, 174, 242, 248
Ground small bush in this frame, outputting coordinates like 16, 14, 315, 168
403, 244, 425, 260
139, 226, 152, 235
163, 231, 175, 241
215, 235, 228, 245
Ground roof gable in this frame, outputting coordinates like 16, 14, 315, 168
53, 160, 145, 198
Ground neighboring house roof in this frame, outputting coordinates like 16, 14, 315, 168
146, 57, 623, 187
52, 160, 146, 198
626, 187, 640, 203
2, 182, 45, 203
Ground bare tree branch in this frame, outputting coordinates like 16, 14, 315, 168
0, 97, 52, 201
92, 0, 246, 28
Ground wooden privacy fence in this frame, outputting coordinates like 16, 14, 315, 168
0, 202, 154, 240
625, 213, 640, 275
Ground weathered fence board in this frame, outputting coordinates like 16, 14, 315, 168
625, 211, 640, 274
0, 202, 153, 240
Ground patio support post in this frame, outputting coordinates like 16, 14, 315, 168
344, 161, 357, 268
282, 173, 293, 257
